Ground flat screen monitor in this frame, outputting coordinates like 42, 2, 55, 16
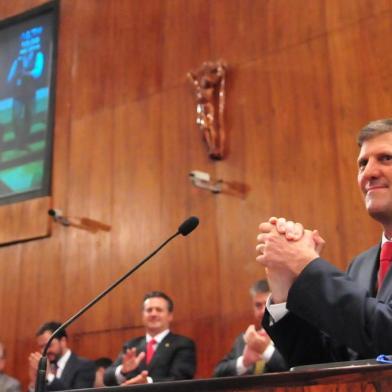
0, 0, 58, 205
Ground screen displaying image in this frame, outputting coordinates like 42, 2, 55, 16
0, 1, 58, 205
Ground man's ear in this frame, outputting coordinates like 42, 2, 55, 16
59, 336, 68, 348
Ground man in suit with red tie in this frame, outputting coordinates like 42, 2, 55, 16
104, 291, 196, 386
256, 119, 392, 367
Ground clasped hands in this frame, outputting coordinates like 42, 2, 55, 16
120, 347, 148, 385
256, 217, 325, 303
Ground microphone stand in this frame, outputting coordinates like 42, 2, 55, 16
35, 230, 181, 392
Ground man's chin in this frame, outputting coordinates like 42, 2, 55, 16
367, 205, 392, 223
146, 325, 164, 334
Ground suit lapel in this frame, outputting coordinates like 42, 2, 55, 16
60, 353, 75, 387
358, 245, 380, 295
377, 253, 392, 301
362, 242, 392, 301
138, 337, 147, 353
137, 337, 148, 371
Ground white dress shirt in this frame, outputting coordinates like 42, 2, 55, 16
47, 349, 71, 384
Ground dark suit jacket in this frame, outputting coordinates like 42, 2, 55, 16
213, 333, 288, 377
263, 244, 392, 368
47, 352, 95, 391
104, 332, 196, 385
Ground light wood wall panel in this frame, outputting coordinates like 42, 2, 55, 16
1, 0, 392, 388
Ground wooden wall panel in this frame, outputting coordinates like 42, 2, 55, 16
0, 197, 51, 245
1, 0, 392, 388
0, 0, 47, 18
210, 0, 392, 67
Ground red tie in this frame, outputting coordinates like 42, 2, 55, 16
378, 242, 392, 289
146, 339, 157, 364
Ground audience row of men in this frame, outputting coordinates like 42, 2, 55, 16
0, 284, 285, 391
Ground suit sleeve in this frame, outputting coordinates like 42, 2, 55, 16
213, 335, 244, 377
263, 308, 346, 368
265, 256, 392, 366
264, 348, 289, 372
152, 338, 196, 382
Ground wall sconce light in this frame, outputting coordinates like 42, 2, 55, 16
188, 170, 250, 199
189, 170, 223, 194
48, 209, 111, 233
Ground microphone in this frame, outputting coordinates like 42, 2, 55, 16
178, 216, 199, 236
35, 216, 199, 392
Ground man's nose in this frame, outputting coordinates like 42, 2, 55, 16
360, 159, 381, 181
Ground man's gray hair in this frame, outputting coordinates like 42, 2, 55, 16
249, 279, 270, 296
358, 119, 392, 146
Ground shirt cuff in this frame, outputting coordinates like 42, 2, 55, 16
261, 342, 275, 362
266, 294, 288, 323
235, 356, 248, 375
147, 376, 153, 383
115, 365, 127, 384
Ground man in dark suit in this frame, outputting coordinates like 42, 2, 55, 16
104, 291, 196, 386
213, 280, 287, 377
256, 119, 392, 367
28, 321, 95, 391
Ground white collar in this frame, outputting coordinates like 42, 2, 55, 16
56, 349, 71, 371
146, 329, 170, 344
382, 233, 392, 246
